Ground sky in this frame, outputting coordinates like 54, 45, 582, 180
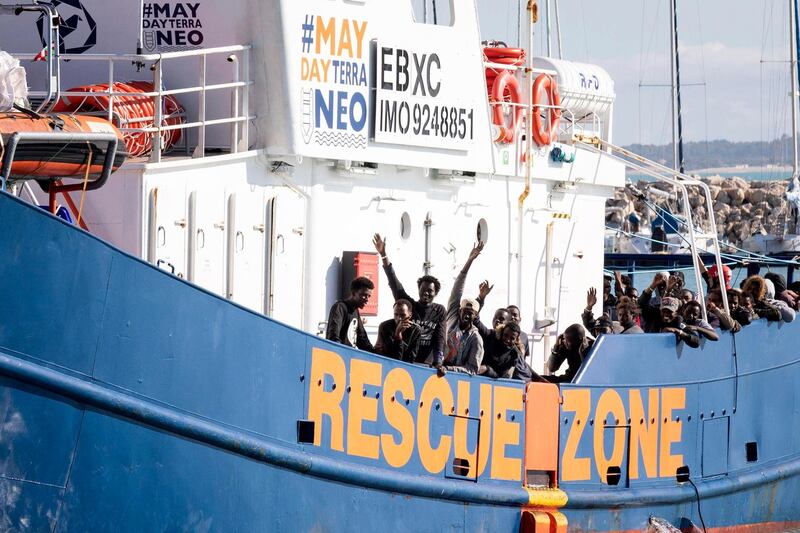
467, 0, 797, 147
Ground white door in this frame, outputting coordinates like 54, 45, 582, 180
226, 191, 266, 311
187, 189, 226, 296
147, 183, 188, 279
268, 192, 306, 327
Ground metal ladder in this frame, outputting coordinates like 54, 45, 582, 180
575, 136, 731, 319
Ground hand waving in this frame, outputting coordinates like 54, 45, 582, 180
478, 280, 494, 300
586, 287, 598, 309
372, 233, 386, 256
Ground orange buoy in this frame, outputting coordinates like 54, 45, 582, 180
531, 74, 561, 146
490, 71, 523, 144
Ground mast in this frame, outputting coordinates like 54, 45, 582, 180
791, 0, 799, 177
553, 0, 563, 59
670, 0, 685, 173
545, 0, 552, 57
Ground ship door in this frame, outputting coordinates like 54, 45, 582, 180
265, 193, 306, 327
446, 413, 481, 482
187, 189, 226, 296
226, 191, 266, 311
701, 417, 729, 477
147, 184, 187, 279
601, 424, 631, 488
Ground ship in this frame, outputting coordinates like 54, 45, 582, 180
0, 1, 797, 532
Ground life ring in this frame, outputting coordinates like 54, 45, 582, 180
490, 70, 523, 143
531, 74, 561, 146
483, 47, 526, 65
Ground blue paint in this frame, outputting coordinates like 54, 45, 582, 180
2, 187, 800, 531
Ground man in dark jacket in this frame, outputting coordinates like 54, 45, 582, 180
375, 299, 421, 362
547, 324, 593, 383
373, 234, 447, 365
325, 276, 375, 351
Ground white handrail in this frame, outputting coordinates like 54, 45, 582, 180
16, 44, 254, 161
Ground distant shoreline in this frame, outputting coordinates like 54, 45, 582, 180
688, 165, 792, 174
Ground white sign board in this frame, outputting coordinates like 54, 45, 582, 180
373, 42, 476, 151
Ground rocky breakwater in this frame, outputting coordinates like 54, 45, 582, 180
606, 175, 789, 249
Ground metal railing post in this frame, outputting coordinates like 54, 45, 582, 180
195, 54, 207, 158
150, 59, 163, 163
230, 53, 239, 153
242, 48, 250, 150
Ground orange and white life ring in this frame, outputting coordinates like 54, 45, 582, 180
490, 70, 523, 143
531, 74, 561, 146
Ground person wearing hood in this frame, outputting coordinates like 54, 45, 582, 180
741, 276, 782, 322
764, 272, 800, 311
764, 278, 795, 323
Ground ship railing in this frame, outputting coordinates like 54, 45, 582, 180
576, 138, 731, 320
14, 44, 254, 163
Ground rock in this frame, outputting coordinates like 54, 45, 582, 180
716, 189, 730, 205
767, 193, 783, 208
689, 194, 705, 208
747, 189, 767, 204
714, 202, 731, 216
724, 187, 745, 204
705, 175, 725, 187
708, 185, 721, 200
731, 176, 749, 189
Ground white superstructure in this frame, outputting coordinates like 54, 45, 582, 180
0, 0, 625, 368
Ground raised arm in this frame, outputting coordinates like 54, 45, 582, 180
448, 242, 484, 315
374, 233, 413, 301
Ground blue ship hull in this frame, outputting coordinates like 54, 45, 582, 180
1, 190, 800, 532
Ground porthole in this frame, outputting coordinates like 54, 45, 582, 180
400, 212, 412, 240
477, 218, 489, 243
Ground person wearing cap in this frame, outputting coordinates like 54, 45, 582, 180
659, 296, 700, 348
435, 242, 485, 376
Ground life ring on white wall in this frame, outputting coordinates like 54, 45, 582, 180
531, 74, 561, 146
490, 70, 523, 143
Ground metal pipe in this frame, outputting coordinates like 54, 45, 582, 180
423, 212, 433, 275
517, 1, 536, 321
151, 59, 163, 163
543, 221, 554, 371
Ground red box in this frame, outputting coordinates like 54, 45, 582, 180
341, 251, 379, 316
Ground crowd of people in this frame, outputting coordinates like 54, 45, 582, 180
325, 237, 799, 384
